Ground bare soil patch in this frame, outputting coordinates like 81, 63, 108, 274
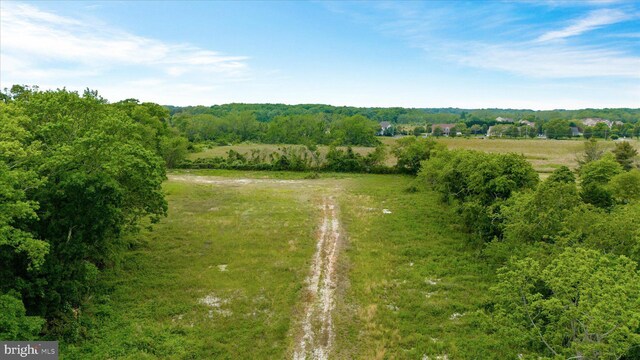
293, 196, 342, 360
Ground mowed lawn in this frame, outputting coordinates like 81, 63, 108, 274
63, 172, 326, 359
65, 170, 539, 359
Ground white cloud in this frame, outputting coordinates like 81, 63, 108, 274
339, 2, 640, 79
0, 2, 250, 102
536, 8, 630, 42
458, 43, 640, 78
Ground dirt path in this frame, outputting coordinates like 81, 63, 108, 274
168, 174, 304, 186
293, 196, 341, 360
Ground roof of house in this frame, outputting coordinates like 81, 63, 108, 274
520, 120, 536, 127
379, 121, 391, 129
431, 123, 456, 129
581, 118, 611, 127
496, 117, 514, 123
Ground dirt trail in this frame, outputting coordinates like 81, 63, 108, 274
169, 174, 304, 186
293, 196, 341, 360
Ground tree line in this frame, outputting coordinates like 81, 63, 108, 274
168, 105, 640, 146
167, 103, 640, 124
171, 111, 380, 146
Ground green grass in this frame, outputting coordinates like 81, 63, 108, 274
63, 173, 325, 359
333, 175, 506, 359
70, 168, 621, 358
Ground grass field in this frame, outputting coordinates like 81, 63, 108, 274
432, 137, 632, 174
189, 137, 640, 176
63, 170, 512, 359
333, 175, 504, 359
64, 171, 327, 359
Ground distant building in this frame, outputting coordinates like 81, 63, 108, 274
581, 118, 612, 128
570, 126, 583, 137
496, 117, 514, 123
378, 121, 392, 135
431, 123, 457, 136
519, 120, 536, 128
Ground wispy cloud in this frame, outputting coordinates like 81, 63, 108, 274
459, 43, 640, 78
329, 2, 640, 79
0, 2, 250, 103
536, 8, 630, 42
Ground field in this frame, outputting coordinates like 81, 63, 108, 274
63, 138, 639, 358
64, 170, 507, 359
189, 137, 640, 176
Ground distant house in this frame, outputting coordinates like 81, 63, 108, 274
570, 126, 583, 137
520, 120, 536, 128
496, 117, 514, 123
431, 123, 457, 136
378, 121, 392, 135
581, 118, 612, 128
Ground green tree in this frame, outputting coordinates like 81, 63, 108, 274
577, 138, 604, 168
160, 131, 190, 168
612, 141, 638, 170
592, 123, 610, 139
470, 124, 482, 135
391, 137, 442, 174
493, 247, 640, 359
0, 103, 49, 271
419, 149, 538, 239
331, 115, 380, 146
501, 178, 580, 245
543, 119, 571, 139
608, 169, 640, 204
579, 155, 622, 208
547, 165, 575, 183
1, 88, 168, 336
580, 154, 623, 188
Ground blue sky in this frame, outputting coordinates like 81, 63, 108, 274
1, 0, 639, 109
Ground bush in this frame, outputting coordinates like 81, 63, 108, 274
418, 149, 538, 240
392, 137, 443, 174
0, 292, 45, 340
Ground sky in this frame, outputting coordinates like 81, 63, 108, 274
1, 0, 639, 109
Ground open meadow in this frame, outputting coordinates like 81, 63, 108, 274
189, 137, 640, 176
63, 170, 508, 359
